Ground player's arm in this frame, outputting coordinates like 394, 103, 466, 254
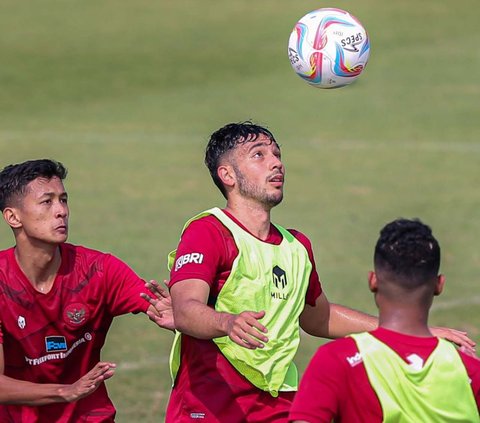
170, 278, 268, 349
103, 255, 175, 330
300, 292, 377, 339
294, 230, 377, 339
0, 345, 115, 405
300, 293, 476, 348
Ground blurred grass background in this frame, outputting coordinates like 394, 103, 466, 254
0, 0, 479, 421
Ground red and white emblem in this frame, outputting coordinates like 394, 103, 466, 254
63, 303, 89, 326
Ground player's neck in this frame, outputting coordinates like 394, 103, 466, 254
378, 305, 432, 337
224, 200, 272, 240
14, 241, 62, 290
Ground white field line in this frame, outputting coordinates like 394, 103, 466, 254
1, 132, 480, 153
117, 297, 479, 372
431, 295, 480, 312
307, 140, 480, 154
116, 356, 169, 371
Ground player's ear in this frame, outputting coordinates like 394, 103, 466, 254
3, 207, 22, 229
217, 164, 236, 189
368, 271, 378, 292
434, 274, 445, 296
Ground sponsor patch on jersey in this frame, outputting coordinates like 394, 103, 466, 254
45, 336, 67, 353
190, 412, 206, 419
175, 252, 204, 271
64, 302, 89, 326
271, 265, 289, 300
346, 352, 363, 367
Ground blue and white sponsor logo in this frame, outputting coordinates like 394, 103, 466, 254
45, 336, 68, 353
26, 333, 92, 366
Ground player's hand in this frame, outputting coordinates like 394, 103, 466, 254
460, 345, 479, 359
224, 310, 269, 350
141, 280, 175, 331
430, 326, 476, 353
61, 362, 116, 403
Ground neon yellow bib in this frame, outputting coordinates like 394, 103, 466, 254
352, 332, 479, 422
168, 208, 312, 397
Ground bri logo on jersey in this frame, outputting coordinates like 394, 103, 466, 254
175, 253, 204, 271
45, 336, 68, 353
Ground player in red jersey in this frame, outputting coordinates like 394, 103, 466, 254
143, 122, 474, 423
0, 159, 173, 423
289, 219, 480, 423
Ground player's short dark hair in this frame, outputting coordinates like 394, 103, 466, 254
0, 159, 67, 211
374, 218, 440, 289
205, 121, 278, 198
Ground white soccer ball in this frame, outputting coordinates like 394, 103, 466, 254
288, 8, 370, 89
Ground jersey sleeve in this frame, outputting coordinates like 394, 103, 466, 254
103, 254, 150, 316
289, 229, 322, 306
289, 341, 348, 423
169, 217, 226, 288
459, 351, 480, 409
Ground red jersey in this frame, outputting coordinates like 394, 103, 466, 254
0, 243, 150, 423
289, 327, 480, 423
167, 212, 323, 423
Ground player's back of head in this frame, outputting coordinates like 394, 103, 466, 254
374, 218, 440, 290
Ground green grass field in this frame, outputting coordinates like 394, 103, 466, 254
1, 1, 479, 421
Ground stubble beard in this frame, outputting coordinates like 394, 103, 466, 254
235, 168, 283, 209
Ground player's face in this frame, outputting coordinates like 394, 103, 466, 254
14, 176, 69, 245
231, 134, 285, 208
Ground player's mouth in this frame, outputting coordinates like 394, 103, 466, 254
268, 173, 284, 186
55, 224, 68, 234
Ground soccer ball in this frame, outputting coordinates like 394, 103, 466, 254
288, 8, 370, 89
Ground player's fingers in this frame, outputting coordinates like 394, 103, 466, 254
448, 330, 475, 348
248, 319, 268, 334
239, 332, 265, 349
230, 333, 258, 349
140, 291, 153, 302
231, 324, 267, 347
146, 310, 170, 327
242, 314, 268, 337
146, 280, 170, 299
140, 292, 159, 307
100, 368, 116, 381
85, 363, 115, 383
246, 326, 268, 343
239, 320, 268, 342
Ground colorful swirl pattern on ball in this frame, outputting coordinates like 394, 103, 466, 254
295, 12, 367, 84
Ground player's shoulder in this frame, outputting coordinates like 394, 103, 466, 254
189, 213, 224, 226
285, 227, 311, 242
313, 337, 360, 365
285, 228, 314, 254
62, 243, 121, 270
64, 243, 107, 259
0, 247, 13, 266
458, 349, 480, 374
184, 213, 233, 239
